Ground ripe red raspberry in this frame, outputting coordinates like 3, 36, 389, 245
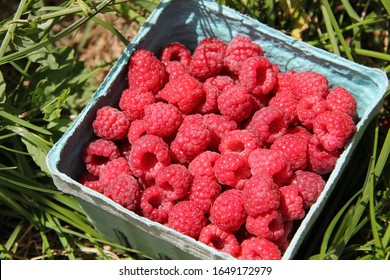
188, 176, 221, 214
99, 157, 132, 191
219, 129, 260, 160
104, 173, 141, 211
143, 102, 183, 138
246, 106, 288, 145
289, 170, 326, 209
159, 42, 191, 67
127, 49, 167, 94
155, 164, 192, 201
198, 224, 241, 258
278, 185, 305, 221
325, 86, 357, 118
167, 201, 207, 239
224, 35, 263, 75
245, 209, 285, 241
92, 106, 129, 141
79, 172, 100, 192
127, 119, 147, 145
290, 71, 329, 100
165, 61, 189, 81
297, 95, 328, 130
203, 113, 238, 150
239, 237, 281, 260
170, 114, 213, 164
238, 56, 277, 95
119, 86, 155, 121
242, 175, 280, 216
248, 148, 292, 186
188, 151, 220, 181
217, 83, 253, 122
196, 76, 234, 114
129, 135, 171, 185
210, 189, 247, 232
270, 133, 308, 171
214, 153, 251, 190
140, 185, 175, 224
83, 139, 120, 177
268, 90, 298, 125
307, 135, 341, 175
313, 110, 356, 152
190, 38, 227, 81
158, 73, 204, 114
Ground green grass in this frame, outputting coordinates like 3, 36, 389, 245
1, 0, 389, 260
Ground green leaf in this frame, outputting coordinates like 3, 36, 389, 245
0, 110, 52, 135
21, 137, 50, 174
0, 71, 6, 104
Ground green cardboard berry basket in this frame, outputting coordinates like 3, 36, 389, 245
46, 0, 388, 260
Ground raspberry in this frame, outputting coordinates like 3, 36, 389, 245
159, 42, 191, 67
167, 201, 206, 239
140, 186, 174, 224
118, 140, 132, 161
289, 170, 326, 208
290, 71, 329, 100
127, 119, 147, 145
210, 189, 247, 232
92, 106, 129, 141
127, 49, 167, 94
79, 172, 100, 192
198, 224, 241, 257
248, 148, 292, 186
165, 61, 189, 81
307, 135, 341, 175
203, 113, 238, 150
196, 76, 234, 114
278, 185, 305, 221
104, 173, 141, 211
217, 83, 253, 122
158, 73, 204, 114
214, 153, 251, 190
188, 176, 221, 214
239, 237, 281, 260
268, 90, 298, 125
219, 129, 260, 160
170, 114, 212, 164
129, 135, 171, 185
83, 139, 120, 177
246, 106, 288, 145
296, 95, 328, 130
143, 102, 183, 138
242, 175, 280, 216
224, 35, 263, 75
325, 86, 357, 118
238, 56, 277, 95
313, 110, 356, 152
99, 157, 132, 191
190, 38, 227, 81
119, 86, 155, 121
155, 164, 192, 201
270, 133, 308, 171
245, 210, 285, 241
188, 151, 220, 181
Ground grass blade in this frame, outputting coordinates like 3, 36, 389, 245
321, 4, 340, 56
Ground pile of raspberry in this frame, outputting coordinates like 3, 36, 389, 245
79, 35, 357, 260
